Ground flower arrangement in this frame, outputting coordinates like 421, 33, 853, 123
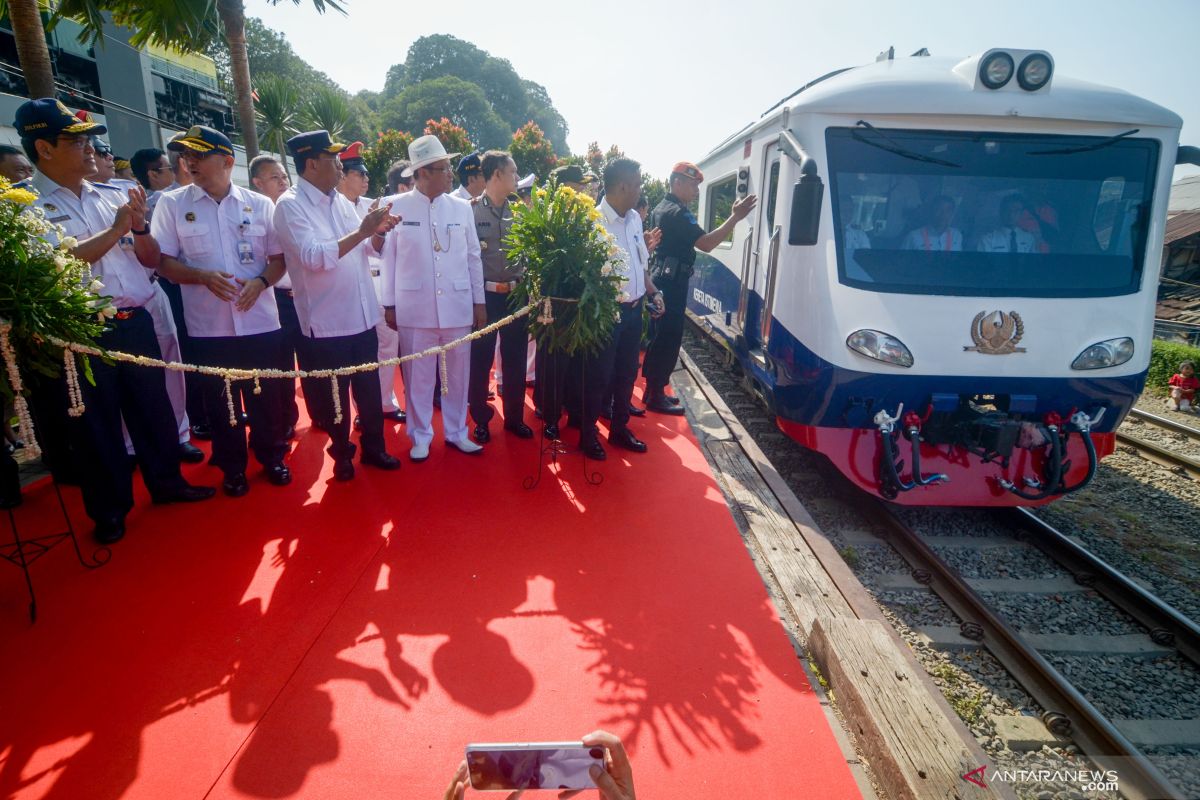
0, 176, 114, 403
507, 185, 623, 355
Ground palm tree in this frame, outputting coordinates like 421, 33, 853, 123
255, 76, 300, 178
302, 85, 351, 141
3, 0, 55, 98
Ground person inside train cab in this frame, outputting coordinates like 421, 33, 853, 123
978, 194, 1037, 253
901, 195, 962, 251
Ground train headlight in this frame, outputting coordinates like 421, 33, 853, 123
979, 51, 1014, 89
1070, 337, 1134, 370
847, 330, 914, 368
1017, 53, 1053, 91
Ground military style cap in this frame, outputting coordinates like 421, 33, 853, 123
168, 125, 235, 156
516, 173, 536, 191
287, 130, 346, 157
671, 161, 704, 182
114, 157, 131, 171
550, 164, 593, 185
14, 98, 107, 137
456, 151, 482, 182
339, 140, 368, 174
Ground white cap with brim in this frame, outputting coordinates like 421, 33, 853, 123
403, 134, 459, 178
517, 173, 536, 191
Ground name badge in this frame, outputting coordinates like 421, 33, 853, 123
48, 214, 71, 224
237, 239, 255, 265
402, 221, 420, 227
118, 235, 135, 251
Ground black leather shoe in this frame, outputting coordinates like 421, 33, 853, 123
534, 407, 543, 419
544, 423, 560, 441
383, 410, 406, 423
627, 403, 646, 418
237, 412, 249, 427
222, 473, 250, 498
179, 441, 204, 463
265, 463, 292, 486
152, 483, 216, 504
94, 518, 125, 544
353, 415, 362, 431
581, 438, 607, 461
334, 459, 355, 481
473, 424, 491, 444
361, 451, 401, 470
504, 422, 534, 439
190, 423, 212, 441
645, 395, 685, 416
609, 428, 648, 453
665, 394, 682, 406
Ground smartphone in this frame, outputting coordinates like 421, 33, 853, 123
465, 741, 605, 791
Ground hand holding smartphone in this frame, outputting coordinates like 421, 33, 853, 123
465, 742, 605, 791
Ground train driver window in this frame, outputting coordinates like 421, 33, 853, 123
706, 175, 738, 246
825, 127, 1159, 298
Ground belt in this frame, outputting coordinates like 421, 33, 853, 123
485, 280, 518, 294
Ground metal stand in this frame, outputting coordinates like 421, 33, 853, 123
524, 352, 603, 490
1, 479, 110, 622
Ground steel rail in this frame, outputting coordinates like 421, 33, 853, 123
1008, 508, 1200, 666
1114, 429, 1200, 480
1126, 407, 1200, 440
864, 500, 1188, 800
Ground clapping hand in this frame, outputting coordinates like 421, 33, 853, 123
360, 200, 400, 238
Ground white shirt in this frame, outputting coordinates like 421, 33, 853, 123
451, 185, 473, 201
597, 198, 649, 302
32, 172, 155, 309
379, 189, 484, 329
273, 178, 380, 338
151, 182, 282, 338
901, 226, 963, 252
343, 192, 387, 297
978, 226, 1036, 253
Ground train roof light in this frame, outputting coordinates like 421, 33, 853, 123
846, 330, 913, 368
1017, 53, 1053, 91
979, 51, 1014, 90
1070, 337, 1134, 371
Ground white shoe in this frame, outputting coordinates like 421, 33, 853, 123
410, 441, 430, 462
446, 437, 483, 455
1182, 400, 1193, 412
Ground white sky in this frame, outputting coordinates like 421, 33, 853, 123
266, 0, 1199, 182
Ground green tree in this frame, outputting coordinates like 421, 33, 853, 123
642, 177, 668, 211
254, 75, 300, 177
382, 76, 507, 150
424, 118, 473, 159
508, 121, 557, 183
303, 85, 352, 140
363, 129, 414, 195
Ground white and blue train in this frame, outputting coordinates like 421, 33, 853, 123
687, 48, 1198, 505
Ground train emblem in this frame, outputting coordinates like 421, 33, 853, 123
964, 311, 1027, 355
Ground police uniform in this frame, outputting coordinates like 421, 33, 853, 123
641, 185, 703, 411
17, 98, 212, 540
151, 126, 289, 490
467, 192, 531, 439
378, 135, 484, 459
273, 131, 400, 477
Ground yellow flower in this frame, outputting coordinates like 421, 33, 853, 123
2, 188, 37, 206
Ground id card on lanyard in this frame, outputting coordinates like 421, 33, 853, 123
237, 216, 255, 265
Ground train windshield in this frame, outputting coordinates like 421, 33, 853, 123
826, 127, 1160, 297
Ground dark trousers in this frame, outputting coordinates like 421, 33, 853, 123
301, 328, 385, 461
641, 271, 690, 392
273, 288, 309, 429
591, 299, 644, 437
191, 330, 287, 477
40, 308, 186, 524
469, 291, 530, 427
158, 278, 208, 427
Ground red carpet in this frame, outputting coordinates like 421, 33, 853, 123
0, 374, 861, 800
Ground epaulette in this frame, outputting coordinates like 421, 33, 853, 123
92, 181, 124, 191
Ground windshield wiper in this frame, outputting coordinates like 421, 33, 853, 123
1028, 129, 1140, 155
853, 120, 962, 168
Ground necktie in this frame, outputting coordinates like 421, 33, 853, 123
1009, 229, 1018, 253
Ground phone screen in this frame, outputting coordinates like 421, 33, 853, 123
465, 743, 605, 791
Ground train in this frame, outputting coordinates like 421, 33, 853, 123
685, 47, 1199, 506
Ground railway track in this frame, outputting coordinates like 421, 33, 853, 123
680, 323, 1200, 799
1118, 409, 1200, 479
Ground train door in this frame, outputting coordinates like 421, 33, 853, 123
741, 141, 782, 362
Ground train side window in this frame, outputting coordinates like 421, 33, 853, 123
706, 175, 738, 246
765, 160, 781, 229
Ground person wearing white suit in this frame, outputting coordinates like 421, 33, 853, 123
377, 135, 487, 461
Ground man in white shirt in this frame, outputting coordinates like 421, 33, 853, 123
152, 125, 291, 498
377, 135, 486, 461
274, 130, 402, 480
451, 151, 484, 201
337, 142, 405, 426
979, 194, 1037, 253
584, 157, 664, 460
16, 98, 214, 543
900, 195, 963, 252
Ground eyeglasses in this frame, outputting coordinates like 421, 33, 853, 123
180, 150, 220, 163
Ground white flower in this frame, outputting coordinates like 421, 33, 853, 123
87, 277, 105, 294
53, 253, 70, 273
100, 305, 117, 318
61, 236, 78, 250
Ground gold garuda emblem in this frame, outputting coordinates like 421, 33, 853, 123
964, 310, 1026, 354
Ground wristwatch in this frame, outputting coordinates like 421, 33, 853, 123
255, 275, 269, 289
131, 225, 150, 236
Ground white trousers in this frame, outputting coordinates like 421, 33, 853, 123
355, 310, 402, 415
397, 325, 471, 447
123, 282, 189, 453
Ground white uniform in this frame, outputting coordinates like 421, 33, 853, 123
978, 226, 1036, 253
379, 189, 484, 448
451, 185, 473, 201
345, 192, 401, 414
901, 226, 963, 252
